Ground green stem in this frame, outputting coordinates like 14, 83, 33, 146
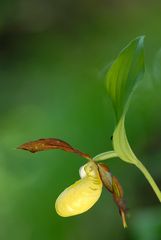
135, 160, 161, 202
113, 116, 161, 202
93, 150, 118, 161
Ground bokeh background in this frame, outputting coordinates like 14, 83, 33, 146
1, 0, 161, 239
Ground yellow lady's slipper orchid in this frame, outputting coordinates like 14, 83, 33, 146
18, 138, 127, 227
18, 36, 161, 228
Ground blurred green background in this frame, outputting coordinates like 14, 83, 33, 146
1, 0, 161, 239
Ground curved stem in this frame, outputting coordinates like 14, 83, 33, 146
135, 160, 161, 202
113, 116, 161, 202
93, 150, 118, 162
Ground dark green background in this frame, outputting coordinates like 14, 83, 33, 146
0, 1, 161, 239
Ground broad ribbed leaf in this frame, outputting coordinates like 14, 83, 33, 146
106, 36, 144, 121
105, 37, 161, 202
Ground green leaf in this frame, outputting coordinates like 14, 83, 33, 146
106, 36, 144, 122
105, 36, 145, 164
104, 36, 161, 202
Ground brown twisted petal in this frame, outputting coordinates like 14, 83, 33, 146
98, 163, 127, 228
17, 138, 91, 160
98, 163, 113, 193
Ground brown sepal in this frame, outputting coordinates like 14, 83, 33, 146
17, 138, 91, 160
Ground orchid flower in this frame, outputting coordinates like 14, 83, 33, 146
18, 36, 161, 229
18, 138, 127, 228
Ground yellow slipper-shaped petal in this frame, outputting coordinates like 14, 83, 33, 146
55, 161, 102, 217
